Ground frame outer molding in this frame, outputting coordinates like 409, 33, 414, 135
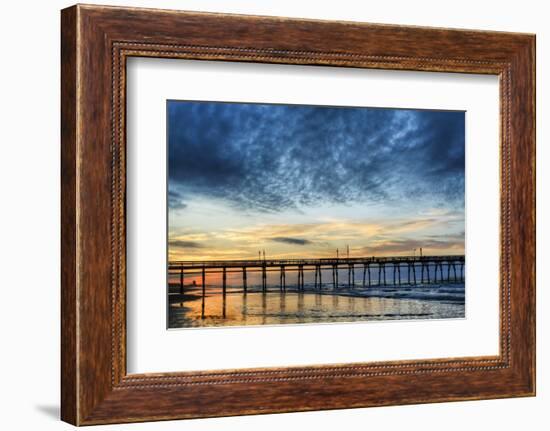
61, 5, 78, 424
61, 4, 535, 426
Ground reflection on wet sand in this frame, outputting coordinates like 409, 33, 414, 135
168, 284, 465, 329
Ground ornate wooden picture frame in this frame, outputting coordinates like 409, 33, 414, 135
61, 4, 535, 425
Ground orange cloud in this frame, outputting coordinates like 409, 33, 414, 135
168, 215, 464, 261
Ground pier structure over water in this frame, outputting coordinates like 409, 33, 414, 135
169, 255, 465, 294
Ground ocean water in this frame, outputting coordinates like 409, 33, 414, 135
167, 266, 465, 328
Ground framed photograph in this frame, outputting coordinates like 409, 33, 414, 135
61, 4, 535, 425
165, 101, 466, 330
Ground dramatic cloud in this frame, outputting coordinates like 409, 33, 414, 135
269, 237, 313, 246
167, 215, 463, 261
358, 237, 464, 256
168, 102, 465, 213
168, 190, 187, 210
167, 102, 465, 260
169, 240, 203, 249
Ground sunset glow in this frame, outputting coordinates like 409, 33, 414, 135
168, 101, 465, 262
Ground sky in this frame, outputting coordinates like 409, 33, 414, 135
167, 101, 465, 262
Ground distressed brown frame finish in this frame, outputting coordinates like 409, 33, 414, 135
61, 4, 535, 426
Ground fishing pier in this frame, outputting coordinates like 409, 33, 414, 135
169, 255, 465, 295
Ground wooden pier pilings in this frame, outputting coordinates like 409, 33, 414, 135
170, 255, 465, 294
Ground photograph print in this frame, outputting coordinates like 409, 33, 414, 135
167, 100, 465, 329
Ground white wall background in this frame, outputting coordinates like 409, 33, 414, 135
0, 0, 546, 429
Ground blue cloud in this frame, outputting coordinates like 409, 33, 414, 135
168, 101, 464, 212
